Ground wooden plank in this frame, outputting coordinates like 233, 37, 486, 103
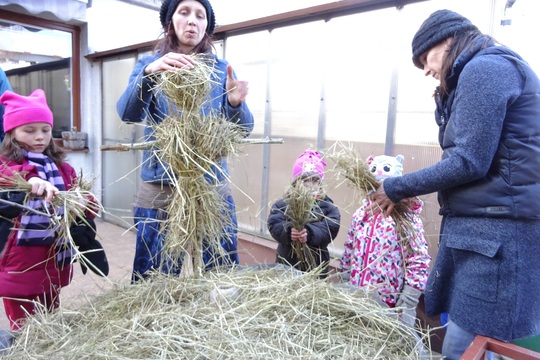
461, 335, 540, 360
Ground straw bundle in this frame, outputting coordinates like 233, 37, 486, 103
3, 266, 431, 359
147, 54, 244, 276
0, 170, 101, 235
153, 54, 217, 113
0, 170, 104, 271
282, 182, 319, 271
325, 143, 416, 238
153, 112, 244, 178
161, 176, 231, 277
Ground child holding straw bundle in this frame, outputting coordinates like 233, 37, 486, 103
117, 0, 254, 282
268, 150, 340, 277
339, 154, 430, 327
0, 89, 100, 330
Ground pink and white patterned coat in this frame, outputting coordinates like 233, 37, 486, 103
339, 196, 430, 307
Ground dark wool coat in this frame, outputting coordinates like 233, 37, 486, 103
267, 195, 340, 276
383, 39, 540, 341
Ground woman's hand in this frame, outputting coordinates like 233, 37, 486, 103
369, 181, 395, 217
27, 177, 59, 202
144, 52, 196, 74
225, 64, 248, 107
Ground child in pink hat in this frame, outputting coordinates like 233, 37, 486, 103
267, 149, 340, 277
0, 89, 98, 331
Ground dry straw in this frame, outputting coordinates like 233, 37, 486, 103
0, 170, 104, 270
153, 53, 216, 113
325, 142, 416, 238
3, 266, 432, 359
282, 180, 321, 271
145, 54, 246, 276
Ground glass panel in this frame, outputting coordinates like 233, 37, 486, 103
213, 0, 331, 25
0, 20, 72, 137
101, 55, 144, 226
325, 8, 397, 144
266, 21, 325, 210
494, 0, 540, 74
226, 31, 270, 233
321, 8, 397, 254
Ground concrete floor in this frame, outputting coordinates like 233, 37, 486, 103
0, 219, 136, 330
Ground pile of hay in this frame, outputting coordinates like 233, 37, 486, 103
4, 266, 431, 359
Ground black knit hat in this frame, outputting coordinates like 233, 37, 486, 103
160, 0, 216, 35
411, 9, 478, 69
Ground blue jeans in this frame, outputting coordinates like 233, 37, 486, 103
443, 319, 493, 360
131, 195, 239, 282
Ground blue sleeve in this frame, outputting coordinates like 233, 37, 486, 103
212, 58, 254, 137
224, 97, 254, 137
116, 55, 157, 124
385, 55, 523, 202
0, 69, 13, 139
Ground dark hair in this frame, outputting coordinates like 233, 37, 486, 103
0, 132, 66, 164
155, 23, 215, 55
439, 30, 495, 95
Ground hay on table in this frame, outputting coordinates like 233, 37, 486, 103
3, 266, 433, 359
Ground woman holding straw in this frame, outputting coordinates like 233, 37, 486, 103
0, 89, 97, 330
370, 10, 540, 359
267, 150, 340, 277
116, 0, 254, 282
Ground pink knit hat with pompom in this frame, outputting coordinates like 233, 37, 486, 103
292, 149, 326, 181
0, 89, 53, 133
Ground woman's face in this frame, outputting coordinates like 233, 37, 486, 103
171, 0, 208, 53
12, 123, 52, 153
418, 38, 452, 80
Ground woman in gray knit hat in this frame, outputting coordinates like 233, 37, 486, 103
370, 9, 540, 360
117, 0, 254, 282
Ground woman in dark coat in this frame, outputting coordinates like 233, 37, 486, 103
371, 9, 540, 359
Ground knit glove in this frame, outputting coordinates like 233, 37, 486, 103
395, 284, 421, 327
0, 329, 14, 355
338, 269, 351, 283
0, 191, 26, 219
70, 217, 109, 277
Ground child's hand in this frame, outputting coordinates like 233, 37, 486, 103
27, 177, 59, 202
291, 228, 308, 244
72, 187, 89, 210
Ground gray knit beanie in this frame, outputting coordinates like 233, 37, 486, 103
411, 9, 478, 69
160, 0, 216, 35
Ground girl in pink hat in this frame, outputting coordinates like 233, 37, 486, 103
267, 149, 340, 277
0, 89, 97, 331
